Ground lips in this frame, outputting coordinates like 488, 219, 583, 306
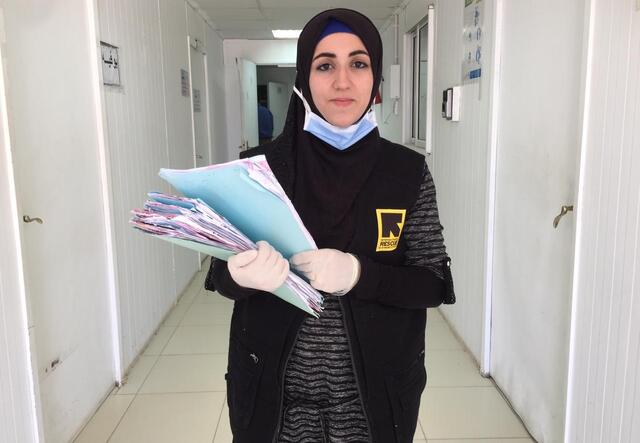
330, 98, 355, 107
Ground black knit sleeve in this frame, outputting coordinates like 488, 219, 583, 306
403, 163, 447, 275
204, 258, 260, 301
351, 163, 455, 309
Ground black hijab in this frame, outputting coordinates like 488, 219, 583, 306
285, 8, 384, 251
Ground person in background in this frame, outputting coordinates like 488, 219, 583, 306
258, 98, 274, 144
205, 8, 455, 443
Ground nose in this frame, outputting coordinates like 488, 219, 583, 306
333, 65, 351, 90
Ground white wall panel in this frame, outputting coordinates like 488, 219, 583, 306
566, 1, 640, 441
98, 0, 186, 367
98, 0, 226, 370
429, 0, 494, 363
159, 0, 199, 294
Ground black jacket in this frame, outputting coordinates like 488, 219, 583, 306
205, 135, 454, 443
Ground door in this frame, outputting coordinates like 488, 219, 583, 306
188, 7, 211, 269
2, 0, 115, 441
267, 81, 288, 138
489, 0, 585, 441
237, 58, 259, 150
189, 36, 210, 168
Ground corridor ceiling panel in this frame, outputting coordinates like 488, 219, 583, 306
196, 0, 404, 38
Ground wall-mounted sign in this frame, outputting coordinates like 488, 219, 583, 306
462, 0, 483, 83
193, 89, 201, 112
181, 69, 190, 97
100, 42, 121, 86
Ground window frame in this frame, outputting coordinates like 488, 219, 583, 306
403, 12, 434, 153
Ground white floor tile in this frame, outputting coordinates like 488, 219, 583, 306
74, 268, 538, 442
162, 302, 190, 326
177, 284, 199, 305
419, 387, 530, 440
194, 288, 234, 305
426, 349, 493, 387
142, 326, 176, 356
413, 418, 427, 440
213, 402, 233, 443
181, 302, 233, 326
108, 392, 224, 443
429, 440, 534, 443
162, 324, 230, 355
426, 320, 464, 350
139, 354, 227, 393
72, 394, 134, 443
427, 307, 445, 323
114, 356, 158, 395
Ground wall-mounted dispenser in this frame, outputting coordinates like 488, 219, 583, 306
441, 86, 461, 121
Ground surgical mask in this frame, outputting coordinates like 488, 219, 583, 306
293, 86, 377, 150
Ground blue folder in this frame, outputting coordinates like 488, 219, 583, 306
159, 156, 315, 258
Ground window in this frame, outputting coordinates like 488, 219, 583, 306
405, 18, 430, 149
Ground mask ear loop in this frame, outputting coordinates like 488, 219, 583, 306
292, 86, 311, 112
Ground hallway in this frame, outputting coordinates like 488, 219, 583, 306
72, 263, 534, 443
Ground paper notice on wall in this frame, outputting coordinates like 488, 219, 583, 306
101, 42, 121, 86
193, 89, 201, 112
181, 69, 190, 97
462, 0, 484, 83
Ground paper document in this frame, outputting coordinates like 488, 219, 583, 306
131, 156, 323, 317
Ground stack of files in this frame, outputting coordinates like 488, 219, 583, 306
130, 155, 323, 317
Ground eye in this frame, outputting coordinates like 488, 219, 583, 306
315, 63, 333, 72
352, 60, 369, 69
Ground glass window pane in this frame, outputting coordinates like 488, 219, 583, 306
417, 23, 428, 141
411, 33, 417, 139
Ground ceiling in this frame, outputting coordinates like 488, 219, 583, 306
194, 0, 404, 39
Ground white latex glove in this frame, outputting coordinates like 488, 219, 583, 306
228, 240, 289, 292
290, 249, 361, 295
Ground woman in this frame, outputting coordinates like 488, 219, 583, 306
205, 8, 455, 443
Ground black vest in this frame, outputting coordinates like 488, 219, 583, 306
212, 137, 440, 443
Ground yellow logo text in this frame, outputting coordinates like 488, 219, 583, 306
376, 209, 406, 252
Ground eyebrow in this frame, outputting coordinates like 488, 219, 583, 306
312, 50, 370, 62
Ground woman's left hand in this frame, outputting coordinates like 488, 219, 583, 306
290, 249, 361, 295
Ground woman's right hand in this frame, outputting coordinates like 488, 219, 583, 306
227, 240, 290, 292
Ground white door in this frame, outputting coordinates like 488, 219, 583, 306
189, 36, 210, 168
187, 7, 211, 269
267, 81, 288, 138
489, 1, 584, 441
237, 58, 259, 149
2, 1, 115, 441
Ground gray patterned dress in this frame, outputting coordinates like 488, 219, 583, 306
277, 164, 447, 442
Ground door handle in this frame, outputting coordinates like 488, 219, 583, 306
553, 205, 574, 228
23, 215, 44, 224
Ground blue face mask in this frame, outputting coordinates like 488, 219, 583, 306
293, 86, 377, 150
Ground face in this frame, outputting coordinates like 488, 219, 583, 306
309, 32, 374, 128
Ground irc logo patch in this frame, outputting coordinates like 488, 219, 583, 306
375, 209, 407, 252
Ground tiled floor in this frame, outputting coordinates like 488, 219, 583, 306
73, 268, 536, 443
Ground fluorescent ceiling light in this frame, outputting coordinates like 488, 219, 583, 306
272, 29, 302, 39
